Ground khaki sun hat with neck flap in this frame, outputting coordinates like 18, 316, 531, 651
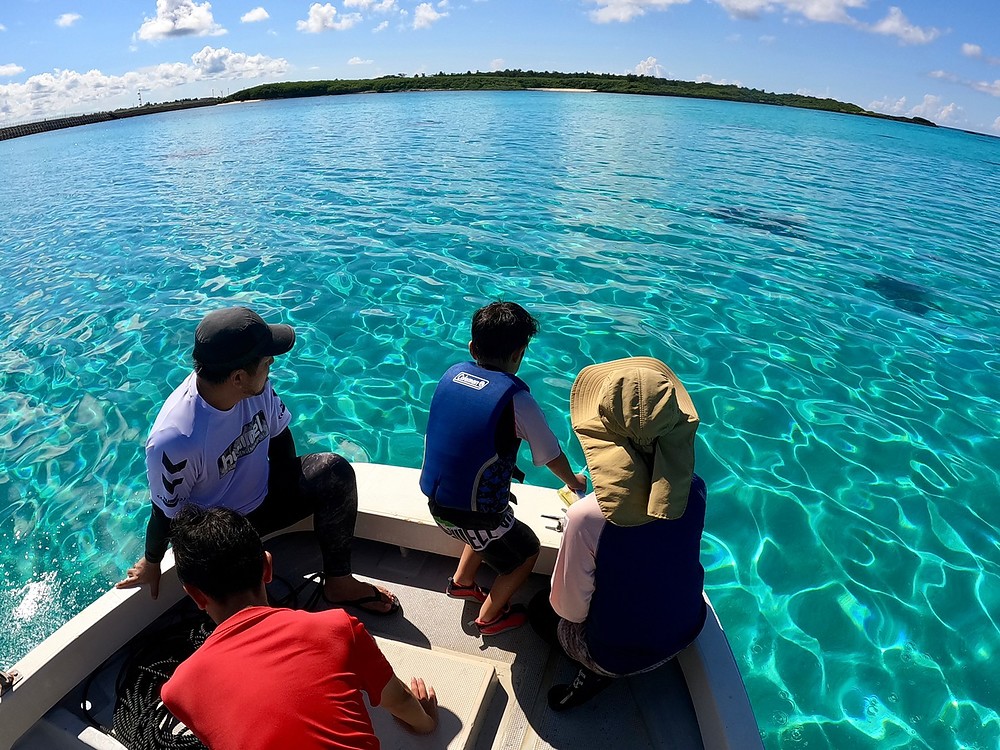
570, 356, 699, 526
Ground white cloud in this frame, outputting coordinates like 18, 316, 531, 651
633, 56, 664, 77
937, 103, 960, 121
345, 0, 397, 9
709, 0, 768, 20
56, 13, 82, 28
930, 70, 965, 87
373, 20, 389, 32
348, 56, 373, 65
709, 0, 940, 42
413, 2, 448, 28
491, 58, 505, 71
0, 63, 25, 77
138, 0, 226, 40
959, 43, 1000, 66
992, 116, 1000, 133
710, 0, 866, 23
695, 73, 742, 86
712, 0, 941, 44
788, 0, 866, 23
869, 95, 907, 115
297, 3, 363, 32
190, 45, 286, 77
972, 79, 1000, 97
0, 23, 7, 32
867, 6, 939, 45
872, 94, 963, 124
926, 68, 1000, 98
759, 34, 776, 43
0, 46, 286, 123
240, 7, 270, 23
589, 0, 689, 24
908, 94, 961, 123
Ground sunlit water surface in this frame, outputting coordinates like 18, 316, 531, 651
1, 92, 998, 749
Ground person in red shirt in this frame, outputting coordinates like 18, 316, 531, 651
161, 505, 437, 750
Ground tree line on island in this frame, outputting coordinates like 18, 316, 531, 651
227, 70, 935, 127
0, 69, 935, 143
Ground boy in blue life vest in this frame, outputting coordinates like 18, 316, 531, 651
420, 302, 588, 635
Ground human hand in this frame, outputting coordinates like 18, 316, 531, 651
116, 557, 162, 600
408, 677, 438, 733
567, 472, 588, 494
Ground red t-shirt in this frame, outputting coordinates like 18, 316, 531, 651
161, 607, 394, 750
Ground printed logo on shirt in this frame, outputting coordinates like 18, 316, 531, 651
453, 371, 489, 390
218, 411, 269, 478
161, 475, 183, 494
435, 508, 515, 551
160, 452, 187, 507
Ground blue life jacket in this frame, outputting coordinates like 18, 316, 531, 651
420, 362, 527, 518
586, 474, 708, 675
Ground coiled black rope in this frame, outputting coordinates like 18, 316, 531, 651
82, 572, 316, 749
108, 614, 214, 750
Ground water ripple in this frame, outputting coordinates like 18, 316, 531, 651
1, 93, 999, 749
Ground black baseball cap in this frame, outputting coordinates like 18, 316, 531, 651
193, 307, 295, 369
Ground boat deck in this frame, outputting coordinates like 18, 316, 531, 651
14, 533, 704, 750
289, 533, 704, 750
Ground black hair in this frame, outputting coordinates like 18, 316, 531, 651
193, 355, 266, 385
171, 505, 266, 602
470, 301, 539, 363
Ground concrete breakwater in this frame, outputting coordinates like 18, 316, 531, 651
0, 98, 221, 142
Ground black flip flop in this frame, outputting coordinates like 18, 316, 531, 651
325, 583, 400, 616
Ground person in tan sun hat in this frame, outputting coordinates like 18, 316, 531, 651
570, 356, 700, 525
529, 356, 708, 711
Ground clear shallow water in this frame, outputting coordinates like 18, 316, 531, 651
1, 91, 998, 749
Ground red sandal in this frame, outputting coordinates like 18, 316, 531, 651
474, 604, 527, 635
446, 577, 490, 603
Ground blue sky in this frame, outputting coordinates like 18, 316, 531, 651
1, 0, 998, 134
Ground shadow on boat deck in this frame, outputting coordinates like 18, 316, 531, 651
267, 532, 705, 750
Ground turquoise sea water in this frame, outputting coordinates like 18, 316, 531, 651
1, 91, 998, 749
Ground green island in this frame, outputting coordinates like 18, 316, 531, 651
228, 70, 935, 127
0, 70, 935, 142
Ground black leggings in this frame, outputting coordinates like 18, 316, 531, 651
246, 453, 357, 578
